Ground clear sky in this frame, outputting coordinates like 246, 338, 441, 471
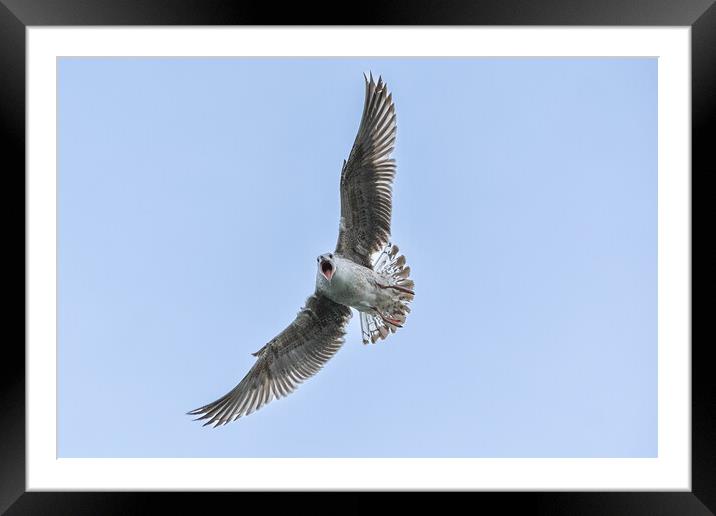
58, 57, 657, 458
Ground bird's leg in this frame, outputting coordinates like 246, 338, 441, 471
371, 306, 403, 328
375, 281, 415, 296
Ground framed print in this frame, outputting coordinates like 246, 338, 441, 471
4, 0, 710, 513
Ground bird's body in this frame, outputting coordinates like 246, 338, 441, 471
189, 73, 414, 426
317, 251, 413, 331
317, 254, 377, 312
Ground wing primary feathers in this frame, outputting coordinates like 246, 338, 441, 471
335, 73, 398, 267
188, 294, 351, 426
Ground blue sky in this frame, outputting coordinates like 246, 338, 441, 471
58, 57, 657, 457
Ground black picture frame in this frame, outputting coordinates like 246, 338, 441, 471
3, 1, 709, 513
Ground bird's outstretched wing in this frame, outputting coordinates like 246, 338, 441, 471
188, 294, 351, 426
335, 73, 397, 268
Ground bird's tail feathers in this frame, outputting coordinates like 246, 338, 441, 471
360, 242, 415, 344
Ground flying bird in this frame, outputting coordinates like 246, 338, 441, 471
188, 73, 414, 426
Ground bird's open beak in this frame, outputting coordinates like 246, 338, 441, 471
320, 259, 334, 281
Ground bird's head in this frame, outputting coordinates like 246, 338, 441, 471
317, 253, 335, 282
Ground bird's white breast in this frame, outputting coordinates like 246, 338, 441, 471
317, 256, 377, 312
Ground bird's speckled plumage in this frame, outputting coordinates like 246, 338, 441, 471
335, 74, 397, 267
188, 73, 414, 427
188, 295, 351, 425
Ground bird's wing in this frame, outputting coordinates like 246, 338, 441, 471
335, 73, 397, 268
188, 294, 351, 426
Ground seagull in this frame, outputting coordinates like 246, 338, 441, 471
188, 73, 414, 427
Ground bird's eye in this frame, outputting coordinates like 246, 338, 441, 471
329, 253, 333, 259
